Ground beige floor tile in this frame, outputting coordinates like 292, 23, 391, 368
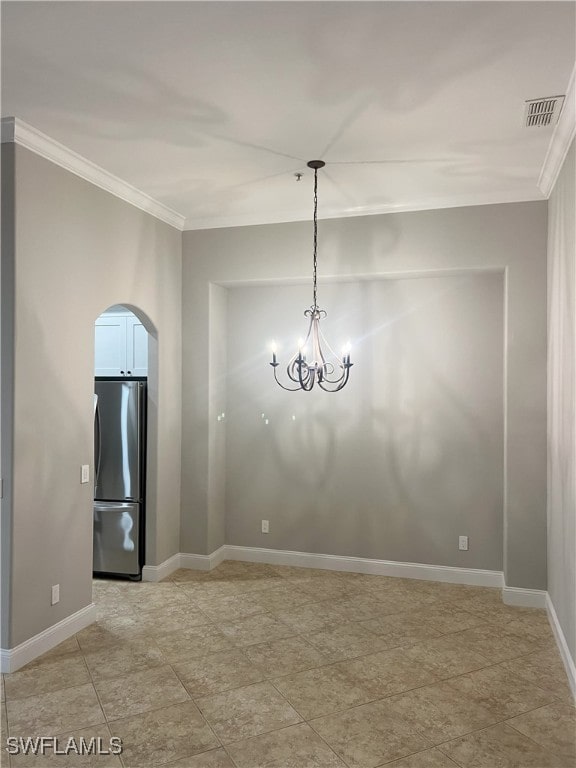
133, 602, 211, 631
385, 747, 461, 767
361, 590, 439, 615
390, 579, 452, 598
6, 682, 105, 737
445, 664, 556, 720
9, 725, 122, 767
76, 616, 144, 653
170, 568, 215, 583
499, 647, 574, 701
358, 577, 413, 596
110, 700, 219, 767
382, 681, 499, 743
199, 572, 283, 597
438, 722, 565, 767
161, 747, 235, 767
211, 561, 279, 578
465, 598, 545, 624
248, 584, 316, 612
83, 639, 165, 682
95, 665, 189, 721
303, 622, 398, 661
299, 577, 366, 601
411, 603, 488, 635
499, 613, 556, 642
228, 722, 346, 767
95, 600, 132, 621
272, 664, 376, 719
331, 572, 393, 588
124, 586, 193, 611
38, 636, 82, 660
196, 681, 301, 743
506, 700, 576, 761
329, 593, 390, 621
178, 579, 261, 601
32, 572, 562, 768
172, 649, 265, 697
272, 566, 336, 581
191, 593, 268, 623
310, 697, 433, 768
359, 612, 443, 647
337, 647, 438, 697
217, 613, 296, 647
271, 602, 345, 633
402, 635, 492, 679
243, 636, 330, 678
446, 622, 545, 662
4, 651, 90, 700
152, 625, 234, 662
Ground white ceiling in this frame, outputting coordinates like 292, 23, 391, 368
2, 2, 575, 230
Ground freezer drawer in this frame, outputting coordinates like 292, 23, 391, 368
93, 501, 141, 576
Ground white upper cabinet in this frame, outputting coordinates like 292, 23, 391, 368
95, 312, 148, 376
126, 316, 148, 377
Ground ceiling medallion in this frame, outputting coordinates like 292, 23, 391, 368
270, 160, 352, 392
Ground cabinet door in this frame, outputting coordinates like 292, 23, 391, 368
95, 317, 127, 376
126, 317, 148, 376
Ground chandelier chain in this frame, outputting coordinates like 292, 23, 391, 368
313, 167, 318, 310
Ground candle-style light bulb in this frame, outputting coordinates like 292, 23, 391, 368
342, 341, 352, 365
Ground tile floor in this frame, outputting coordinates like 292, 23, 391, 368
2, 561, 575, 767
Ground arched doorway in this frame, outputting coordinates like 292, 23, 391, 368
92, 304, 157, 582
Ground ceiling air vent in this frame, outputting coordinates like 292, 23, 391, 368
524, 96, 565, 127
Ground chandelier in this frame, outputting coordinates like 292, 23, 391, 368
270, 160, 352, 392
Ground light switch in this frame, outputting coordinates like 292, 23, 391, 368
81, 465, 90, 484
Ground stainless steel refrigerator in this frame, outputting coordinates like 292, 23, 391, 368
94, 379, 146, 579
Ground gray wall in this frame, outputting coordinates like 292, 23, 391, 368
1, 144, 16, 648
226, 276, 504, 568
182, 201, 548, 588
3, 145, 182, 647
547, 138, 576, 662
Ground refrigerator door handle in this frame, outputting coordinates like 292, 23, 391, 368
95, 401, 102, 491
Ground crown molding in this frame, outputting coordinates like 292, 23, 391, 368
538, 63, 576, 198
183, 189, 545, 231
1, 117, 185, 230
0, 115, 552, 233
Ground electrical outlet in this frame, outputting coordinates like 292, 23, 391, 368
459, 535, 469, 551
261, 520, 269, 534
51, 584, 60, 605
81, 465, 90, 484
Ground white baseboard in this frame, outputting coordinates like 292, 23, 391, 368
502, 586, 547, 608
209, 545, 227, 569
222, 545, 504, 587
546, 593, 576, 701
180, 545, 227, 572
142, 553, 181, 582
0, 603, 96, 673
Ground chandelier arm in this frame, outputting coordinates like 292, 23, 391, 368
273, 366, 306, 392
318, 364, 351, 392
287, 358, 307, 384
300, 365, 315, 391
317, 322, 344, 363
